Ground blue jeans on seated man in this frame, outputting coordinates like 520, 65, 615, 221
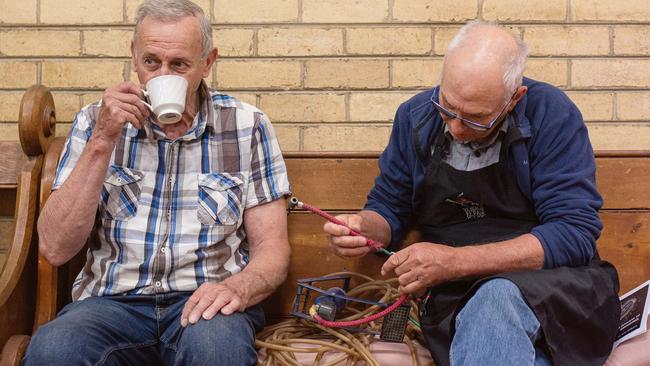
22, 292, 265, 366
451, 278, 552, 366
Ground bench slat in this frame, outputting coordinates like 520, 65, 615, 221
0, 142, 22, 187
597, 158, 650, 209
599, 211, 650, 293
286, 156, 650, 210
286, 158, 377, 210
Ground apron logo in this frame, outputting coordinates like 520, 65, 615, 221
445, 193, 487, 220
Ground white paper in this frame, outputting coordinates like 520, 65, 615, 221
614, 279, 650, 348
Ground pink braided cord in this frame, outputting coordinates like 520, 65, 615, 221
313, 294, 408, 327
300, 202, 384, 251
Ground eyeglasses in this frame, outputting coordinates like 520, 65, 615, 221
431, 91, 516, 131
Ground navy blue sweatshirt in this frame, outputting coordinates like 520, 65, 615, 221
365, 77, 602, 268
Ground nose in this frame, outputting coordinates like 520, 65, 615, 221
447, 118, 466, 136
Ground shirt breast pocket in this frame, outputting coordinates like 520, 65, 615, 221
197, 172, 244, 226
101, 166, 144, 221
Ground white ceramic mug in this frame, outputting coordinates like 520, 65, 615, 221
141, 75, 188, 124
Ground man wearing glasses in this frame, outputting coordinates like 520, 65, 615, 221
324, 21, 620, 365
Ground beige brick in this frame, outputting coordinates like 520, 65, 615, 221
41, 0, 123, 24
392, 59, 443, 89
0, 123, 18, 141
525, 26, 609, 56
483, 0, 566, 21
0, 30, 80, 56
393, 0, 477, 22
525, 59, 568, 88
260, 93, 345, 122
587, 123, 650, 151
126, 0, 211, 22
572, 60, 650, 89
303, 125, 391, 151
565, 92, 613, 121
0, 0, 37, 23
258, 28, 343, 57
572, 0, 650, 21
434, 27, 461, 55
0, 93, 23, 122
214, 28, 255, 57
305, 60, 389, 89
349, 92, 416, 121
347, 27, 431, 56
56, 123, 73, 138
274, 125, 300, 151
617, 93, 650, 121
224, 92, 258, 107
216, 60, 301, 89
81, 92, 104, 107
303, 0, 388, 23
614, 27, 650, 56
84, 30, 132, 57
0, 62, 38, 89
42, 61, 125, 89
214, 0, 298, 23
52, 93, 81, 123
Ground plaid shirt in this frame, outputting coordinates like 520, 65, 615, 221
53, 83, 291, 301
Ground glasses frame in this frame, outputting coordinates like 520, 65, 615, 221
431, 90, 517, 131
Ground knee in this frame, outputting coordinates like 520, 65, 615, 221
176, 313, 257, 365
23, 322, 88, 365
458, 278, 525, 323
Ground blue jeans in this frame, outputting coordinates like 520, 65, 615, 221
451, 278, 552, 366
22, 292, 265, 366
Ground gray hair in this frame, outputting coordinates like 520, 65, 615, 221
446, 20, 529, 99
134, 0, 213, 59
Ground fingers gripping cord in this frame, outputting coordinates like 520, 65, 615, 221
289, 197, 393, 255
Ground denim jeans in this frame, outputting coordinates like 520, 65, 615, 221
451, 278, 553, 366
22, 292, 265, 366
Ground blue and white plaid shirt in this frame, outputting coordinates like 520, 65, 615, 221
53, 83, 291, 301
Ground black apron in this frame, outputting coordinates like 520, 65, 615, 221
414, 119, 621, 366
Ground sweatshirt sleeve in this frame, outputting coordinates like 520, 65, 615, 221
364, 102, 416, 249
526, 86, 603, 268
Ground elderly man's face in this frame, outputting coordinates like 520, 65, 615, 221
131, 16, 214, 104
438, 52, 522, 143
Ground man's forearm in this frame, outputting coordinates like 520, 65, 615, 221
222, 243, 291, 307
38, 138, 113, 266
455, 233, 545, 278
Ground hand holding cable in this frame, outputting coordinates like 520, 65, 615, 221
289, 197, 394, 257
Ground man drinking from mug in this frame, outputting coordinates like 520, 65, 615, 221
23, 0, 291, 365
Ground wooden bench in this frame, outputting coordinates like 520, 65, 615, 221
1, 85, 649, 364
0, 86, 54, 365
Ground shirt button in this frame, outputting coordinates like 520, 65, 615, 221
161, 247, 167, 253
155, 281, 162, 287
117, 178, 122, 183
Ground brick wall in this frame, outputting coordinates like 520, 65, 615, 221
1, 0, 649, 151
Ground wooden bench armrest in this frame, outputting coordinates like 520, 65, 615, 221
0, 85, 55, 309
33, 137, 66, 330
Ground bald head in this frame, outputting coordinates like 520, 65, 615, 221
441, 21, 529, 103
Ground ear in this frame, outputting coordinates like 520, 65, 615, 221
508, 85, 528, 112
202, 48, 218, 79
130, 40, 137, 70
